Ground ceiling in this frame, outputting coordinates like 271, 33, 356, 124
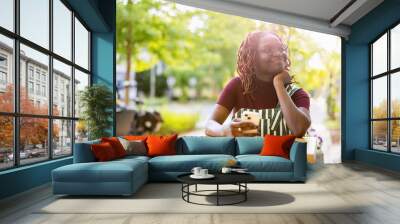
168, 0, 384, 39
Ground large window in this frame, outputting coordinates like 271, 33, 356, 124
0, 0, 14, 32
0, 0, 91, 171
20, 0, 49, 49
370, 23, 400, 154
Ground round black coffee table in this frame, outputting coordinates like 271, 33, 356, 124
177, 172, 255, 206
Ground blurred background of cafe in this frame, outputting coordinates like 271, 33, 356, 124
114, 0, 343, 164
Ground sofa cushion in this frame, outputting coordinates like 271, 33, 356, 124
235, 137, 263, 155
176, 136, 235, 155
53, 158, 148, 183
114, 155, 150, 164
52, 157, 149, 195
236, 155, 293, 172
53, 163, 136, 183
149, 154, 235, 172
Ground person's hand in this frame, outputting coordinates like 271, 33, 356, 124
273, 46, 293, 86
230, 118, 259, 137
273, 68, 292, 87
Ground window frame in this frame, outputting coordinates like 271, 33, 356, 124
369, 20, 400, 154
0, 0, 92, 171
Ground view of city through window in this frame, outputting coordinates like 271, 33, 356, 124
370, 24, 400, 153
0, 0, 91, 170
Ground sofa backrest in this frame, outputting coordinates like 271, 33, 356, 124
73, 136, 266, 162
73, 139, 101, 163
176, 136, 236, 155
235, 136, 264, 155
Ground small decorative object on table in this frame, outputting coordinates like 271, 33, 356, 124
222, 167, 248, 174
190, 167, 214, 179
221, 159, 245, 173
221, 167, 232, 173
225, 159, 239, 168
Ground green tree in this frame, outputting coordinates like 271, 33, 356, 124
116, 0, 341, 107
117, 0, 196, 103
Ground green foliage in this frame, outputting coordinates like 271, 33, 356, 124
117, 0, 342, 129
117, 0, 193, 71
135, 70, 168, 97
141, 96, 170, 109
155, 107, 200, 135
79, 84, 114, 140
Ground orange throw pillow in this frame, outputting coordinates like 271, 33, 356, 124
101, 137, 127, 158
91, 142, 118, 161
124, 135, 148, 141
260, 134, 297, 159
146, 133, 178, 157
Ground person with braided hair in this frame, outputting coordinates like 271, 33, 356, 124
205, 30, 311, 137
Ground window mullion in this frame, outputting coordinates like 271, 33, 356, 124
71, 10, 76, 155
88, 31, 91, 75
370, 45, 373, 149
48, 0, 54, 160
388, 30, 391, 153
14, 0, 21, 167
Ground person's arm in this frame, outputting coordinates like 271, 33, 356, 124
205, 77, 258, 136
205, 104, 259, 137
273, 72, 311, 137
205, 104, 232, 136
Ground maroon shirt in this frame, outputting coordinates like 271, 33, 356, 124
217, 76, 310, 115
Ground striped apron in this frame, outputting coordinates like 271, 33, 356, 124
232, 83, 301, 136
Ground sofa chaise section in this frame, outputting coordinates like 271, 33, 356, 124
52, 141, 149, 196
52, 158, 148, 195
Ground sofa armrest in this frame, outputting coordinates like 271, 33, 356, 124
289, 138, 307, 181
73, 142, 98, 163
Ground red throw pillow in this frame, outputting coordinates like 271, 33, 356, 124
260, 134, 297, 159
91, 142, 118, 161
146, 133, 178, 157
101, 137, 127, 158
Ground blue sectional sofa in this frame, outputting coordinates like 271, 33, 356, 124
52, 136, 307, 196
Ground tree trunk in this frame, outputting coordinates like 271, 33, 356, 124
124, 0, 133, 107
125, 43, 132, 107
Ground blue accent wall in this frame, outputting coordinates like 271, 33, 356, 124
343, 0, 400, 171
0, 0, 116, 200
342, 42, 370, 160
0, 158, 72, 199
355, 149, 400, 172
91, 32, 116, 136
69, 0, 116, 135
91, 0, 116, 136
